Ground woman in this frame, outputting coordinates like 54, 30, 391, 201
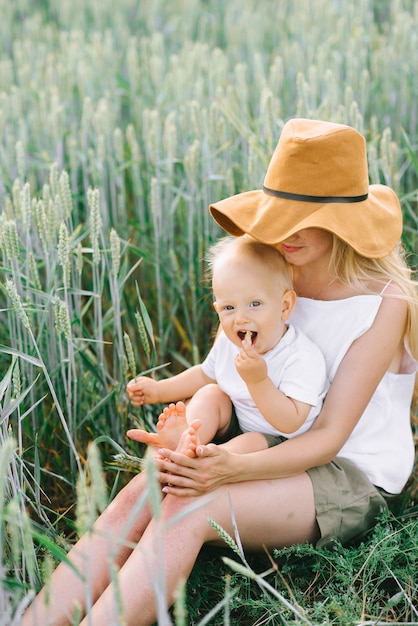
23, 119, 417, 626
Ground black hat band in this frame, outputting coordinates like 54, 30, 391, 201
263, 185, 368, 204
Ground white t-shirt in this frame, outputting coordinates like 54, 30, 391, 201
202, 324, 328, 437
290, 295, 417, 494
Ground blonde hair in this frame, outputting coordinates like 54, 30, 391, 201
329, 236, 418, 360
206, 235, 293, 291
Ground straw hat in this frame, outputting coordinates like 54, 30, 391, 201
210, 119, 402, 258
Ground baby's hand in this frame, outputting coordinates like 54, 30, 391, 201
126, 376, 159, 406
243, 330, 253, 351
235, 332, 267, 384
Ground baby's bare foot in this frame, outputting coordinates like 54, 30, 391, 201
127, 401, 188, 450
176, 418, 202, 457
126, 428, 161, 446
156, 401, 189, 449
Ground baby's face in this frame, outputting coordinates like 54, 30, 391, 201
213, 257, 292, 354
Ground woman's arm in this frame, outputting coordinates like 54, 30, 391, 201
157, 293, 408, 495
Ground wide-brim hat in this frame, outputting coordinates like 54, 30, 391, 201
210, 118, 402, 258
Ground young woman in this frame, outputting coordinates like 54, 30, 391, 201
23, 119, 417, 626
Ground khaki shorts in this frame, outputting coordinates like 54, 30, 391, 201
307, 457, 388, 548
214, 411, 389, 548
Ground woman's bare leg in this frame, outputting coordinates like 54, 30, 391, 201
127, 384, 233, 450
77, 472, 319, 626
22, 471, 153, 626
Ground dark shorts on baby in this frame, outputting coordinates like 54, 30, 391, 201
213, 408, 286, 447
215, 409, 389, 548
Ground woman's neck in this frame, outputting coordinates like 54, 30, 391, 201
291, 261, 334, 299
292, 264, 369, 301
291, 262, 360, 300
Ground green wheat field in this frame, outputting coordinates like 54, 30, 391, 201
0, 1, 417, 624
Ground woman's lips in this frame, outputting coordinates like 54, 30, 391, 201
281, 244, 302, 253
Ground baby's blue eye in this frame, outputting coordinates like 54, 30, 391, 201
250, 301, 261, 307
225, 305, 234, 310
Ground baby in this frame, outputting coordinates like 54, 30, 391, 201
127, 235, 328, 457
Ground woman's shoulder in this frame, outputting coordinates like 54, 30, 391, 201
321, 278, 404, 301
368, 278, 403, 297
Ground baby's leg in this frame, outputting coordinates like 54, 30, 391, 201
185, 383, 233, 443
127, 384, 232, 451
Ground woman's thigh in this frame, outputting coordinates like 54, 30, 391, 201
200, 472, 319, 551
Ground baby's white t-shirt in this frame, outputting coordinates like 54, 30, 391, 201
202, 324, 328, 437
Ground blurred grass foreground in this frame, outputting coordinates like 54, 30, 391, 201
0, 1, 417, 624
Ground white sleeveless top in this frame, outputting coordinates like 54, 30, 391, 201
290, 294, 416, 494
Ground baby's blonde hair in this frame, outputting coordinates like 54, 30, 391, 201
206, 235, 293, 292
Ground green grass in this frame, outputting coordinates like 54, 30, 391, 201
0, 0, 417, 623
184, 508, 418, 625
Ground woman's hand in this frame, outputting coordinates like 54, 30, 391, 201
155, 444, 235, 497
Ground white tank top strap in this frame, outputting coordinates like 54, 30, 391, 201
380, 279, 393, 295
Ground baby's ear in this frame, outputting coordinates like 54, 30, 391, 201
213, 302, 219, 313
281, 290, 297, 320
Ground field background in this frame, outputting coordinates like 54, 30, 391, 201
0, 1, 417, 624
